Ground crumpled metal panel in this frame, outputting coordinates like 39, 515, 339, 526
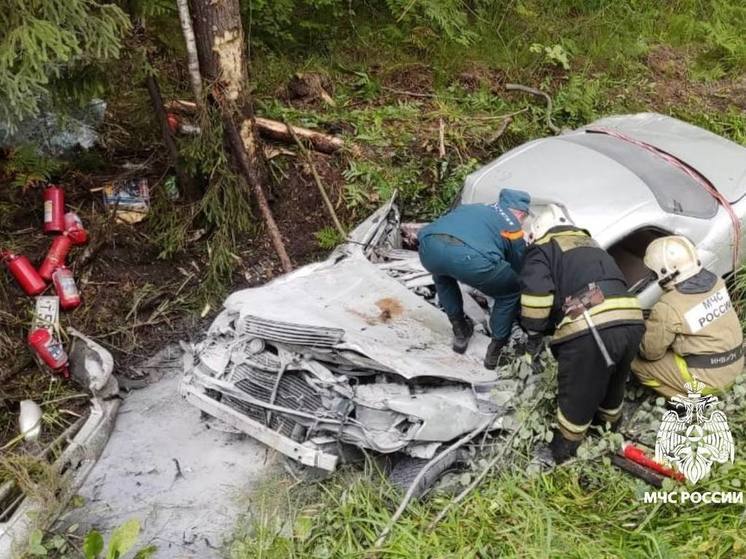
183, 197, 523, 465
226, 365, 323, 439
386, 387, 487, 441
222, 250, 498, 385
234, 349, 282, 372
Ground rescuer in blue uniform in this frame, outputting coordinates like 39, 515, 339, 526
418, 189, 531, 369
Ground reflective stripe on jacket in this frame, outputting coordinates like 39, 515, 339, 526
639, 274, 743, 389
519, 225, 643, 343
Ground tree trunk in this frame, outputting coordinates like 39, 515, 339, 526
188, 0, 292, 273
144, 71, 200, 201
176, 0, 202, 102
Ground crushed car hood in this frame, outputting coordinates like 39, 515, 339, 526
220, 250, 497, 385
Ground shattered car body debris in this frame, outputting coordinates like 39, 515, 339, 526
182, 112, 746, 471
181, 198, 523, 470
0, 331, 120, 557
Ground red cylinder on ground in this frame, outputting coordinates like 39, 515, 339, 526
63, 212, 88, 245
38, 233, 73, 280
2, 251, 46, 295
28, 327, 69, 375
166, 112, 180, 133
43, 184, 65, 234
52, 266, 81, 310
622, 443, 685, 481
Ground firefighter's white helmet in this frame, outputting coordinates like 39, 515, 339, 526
643, 235, 702, 288
526, 204, 573, 244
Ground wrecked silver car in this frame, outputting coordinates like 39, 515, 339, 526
180, 195, 514, 473
181, 112, 746, 474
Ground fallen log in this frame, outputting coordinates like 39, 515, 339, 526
254, 117, 344, 154
164, 101, 345, 154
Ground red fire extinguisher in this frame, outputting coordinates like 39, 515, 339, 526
28, 327, 70, 377
622, 443, 685, 482
2, 251, 47, 296
166, 112, 180, 133
38, 233, 73, 281
64, 211, 89, 245
43, 184, 65, 234
52, 266, 81, 310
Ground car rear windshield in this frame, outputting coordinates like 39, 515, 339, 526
558, 132, 718, 219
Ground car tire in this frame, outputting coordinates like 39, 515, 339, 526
388, 450, 470, 499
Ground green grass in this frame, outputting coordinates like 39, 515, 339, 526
229, 376, 746, 559
246, 0, 746, 225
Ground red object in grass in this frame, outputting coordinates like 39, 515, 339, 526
64, 211, 88, 245
38, 233, 73, 281
166, 112, 180, 133
28, 327, 69, 377
52, 266, 81, 310
622, 443, 685, 482
2, 251, 46, 296
43, 184, 65, 233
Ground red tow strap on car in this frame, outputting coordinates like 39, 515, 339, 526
588, 127, 742, 270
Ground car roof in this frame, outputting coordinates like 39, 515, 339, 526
460, 113, 746, 235
587, 113, 746, 202
461, 130, 662, 236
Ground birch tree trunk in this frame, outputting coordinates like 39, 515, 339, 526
175, 0, 202, 102
187, 0, 292, 273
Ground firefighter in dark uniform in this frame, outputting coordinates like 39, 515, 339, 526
519, 205, 645, 463
418, 188, 531, 369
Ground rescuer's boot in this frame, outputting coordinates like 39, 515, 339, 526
592, 410, 623, 433
549, 430, 582, 464
483, 337, 509, 369
529, 444, 556, 473
449, 314, 474, 354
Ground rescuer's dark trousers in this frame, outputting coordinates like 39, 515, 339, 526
418, 234, 520, 339
552, 323, 645, 441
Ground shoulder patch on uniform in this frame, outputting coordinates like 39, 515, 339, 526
501, 229, 524, 241
683, 287, 733, 333
553, 234, 599, 252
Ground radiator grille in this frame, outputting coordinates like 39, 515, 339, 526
238, 315, 344, 348
224, 364, 324, 439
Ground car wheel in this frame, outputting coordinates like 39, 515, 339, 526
388, 450, 470, 499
